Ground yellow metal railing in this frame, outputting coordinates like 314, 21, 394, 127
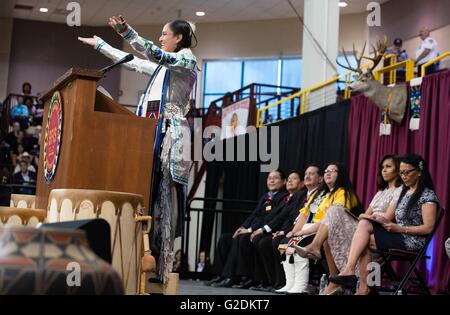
421, 52, 450, 77
256, 74, 347, 127
255, 61, 378, 126
374, 59, 415, 83
256, 51, 449, 127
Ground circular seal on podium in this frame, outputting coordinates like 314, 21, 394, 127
44, 91, 63, 183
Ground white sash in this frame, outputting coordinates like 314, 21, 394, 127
137, 66, 168, 118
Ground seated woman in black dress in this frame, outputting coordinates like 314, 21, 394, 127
329, 154, 440, 294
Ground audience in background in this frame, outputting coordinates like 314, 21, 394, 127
13, 152, 36, 174
13, 159, 37, 195
22, 82, 32, 96
173, 249, 189, 277
196, 251, 211, 273
0, 82, 41, 196
415, 27, 439, 75
386, 38, 409, 82
10, 97, 30, 129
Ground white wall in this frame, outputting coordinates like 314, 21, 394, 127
402, 24, 450, 64
117, 14, 369, 107
0, 17, 13, 101
339, 13, 370, 54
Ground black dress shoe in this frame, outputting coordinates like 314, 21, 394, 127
204, 276, 222, 286
232, 279, 254, 289
329, 275, 358, 288
258, 285, 274, 292
249, 283, 264, 291
211, 278, 234, 288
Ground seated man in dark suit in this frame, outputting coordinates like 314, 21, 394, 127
208, 169, 288, 288
249, 170, 306, 291
13, 160, 36, 195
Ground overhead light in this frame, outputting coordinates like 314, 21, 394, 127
196, 11, 205, 17
338, 2, 348, 7
39, 7, 49, 13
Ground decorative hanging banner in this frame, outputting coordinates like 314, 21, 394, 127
380, 93, 393, 136
409, 77, 423, 131
43, 91, 63, 184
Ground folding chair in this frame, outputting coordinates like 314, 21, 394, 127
374, 207, 445, 295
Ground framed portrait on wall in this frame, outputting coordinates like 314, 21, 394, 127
221, 98, 251, 140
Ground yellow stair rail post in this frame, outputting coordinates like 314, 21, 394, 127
421, 52, 450, 77
383, 53, 397, 85
406, 59, 415, 82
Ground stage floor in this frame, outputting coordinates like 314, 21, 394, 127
179, 279, 277, 295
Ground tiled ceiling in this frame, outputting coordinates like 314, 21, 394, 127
1, 0, 390, 26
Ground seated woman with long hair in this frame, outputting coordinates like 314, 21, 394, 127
329, 154, 440, 294
296, 154, 402, 294
277, 162, 359, 294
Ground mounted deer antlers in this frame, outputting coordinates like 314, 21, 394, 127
336, 36, 407, 125
336, 36, 388, 74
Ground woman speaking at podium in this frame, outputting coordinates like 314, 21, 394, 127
79, 16, 198, 283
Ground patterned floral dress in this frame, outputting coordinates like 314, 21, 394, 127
395, 188, 439, 251
321, 186, 402, 271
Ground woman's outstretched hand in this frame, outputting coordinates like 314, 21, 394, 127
109, 15, 129, 34
78, 35, 102, 48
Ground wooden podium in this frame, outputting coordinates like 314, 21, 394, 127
36, 68, 157, 209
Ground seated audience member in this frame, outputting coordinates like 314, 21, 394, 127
10, 97, 30, 130
248, 170, 306, 291
207, 170, 288, 288
196, 251, 211, 273
297, 155, 402, 294
23, 97, 37, 119
0, 166, 12, 206
22, 82, 32, 96
13, 160, 37, 195
13, 152, 36, 174
4, 122, 21, 151
330, 154, 440, 293
172, 249, 189, 279
272, 164, 323, 293
194, 251, 213, 280
279, 162, 360, 294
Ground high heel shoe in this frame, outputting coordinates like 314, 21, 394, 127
326, 286, 344, 295
328, 275, 358, 289
294, 246, 322, 260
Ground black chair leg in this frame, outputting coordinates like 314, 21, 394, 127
413, 267, 431, 295
394, 254, 425, 295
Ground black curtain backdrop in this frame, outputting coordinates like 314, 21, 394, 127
258, 100, 350, 194
201, 100, 351, 246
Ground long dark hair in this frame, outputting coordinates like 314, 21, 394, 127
397, 154, 435, 212
169, 20, 198, 52
376, 154, 402, 190
324, 162, 362, 215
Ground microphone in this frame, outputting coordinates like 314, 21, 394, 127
100, 54, 134, 74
